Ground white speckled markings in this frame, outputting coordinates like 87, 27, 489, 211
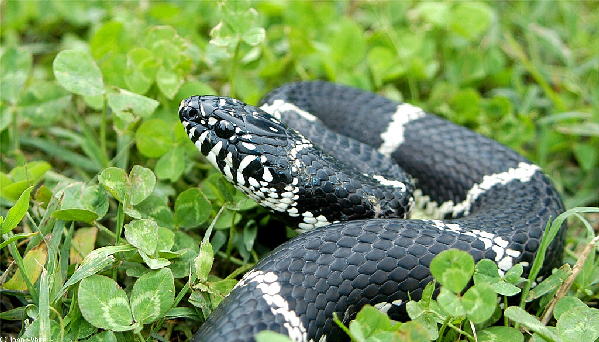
374, 299, 403, 314
413, 162, 541, 219
378, 103, 426, 157
261, 100, 318, 122
234, 270, 308, 342
426, 219, 522, 273
372, 174, 407, 192
410, 162, 541, 272
451, 162, 540, 216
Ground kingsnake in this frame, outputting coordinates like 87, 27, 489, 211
178, 81, 565, 342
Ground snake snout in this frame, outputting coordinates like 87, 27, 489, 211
178, 96, 202, 124
178, 99, 189, 123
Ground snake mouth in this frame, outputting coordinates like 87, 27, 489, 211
178, 96, 204, 125
179, 96, 240, 156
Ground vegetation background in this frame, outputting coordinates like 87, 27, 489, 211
1, 1, 597, 342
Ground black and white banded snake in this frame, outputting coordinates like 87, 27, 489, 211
178, 81, 565, 342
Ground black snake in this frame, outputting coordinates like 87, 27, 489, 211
178, 81, 565, 342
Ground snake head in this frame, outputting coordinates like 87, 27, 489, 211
179, 95, 294, 194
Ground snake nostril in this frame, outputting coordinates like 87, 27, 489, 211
187, 107, 199, 120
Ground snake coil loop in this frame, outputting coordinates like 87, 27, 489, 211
179, 81, 565, 342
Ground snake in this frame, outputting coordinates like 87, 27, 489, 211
178, 81, 565, 342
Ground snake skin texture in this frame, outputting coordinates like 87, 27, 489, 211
179, 81, 565, 342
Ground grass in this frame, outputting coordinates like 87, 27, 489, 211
1, 1, 598, 341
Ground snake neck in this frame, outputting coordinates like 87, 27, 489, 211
275, 132, 412, 231
179, 95, 412, 232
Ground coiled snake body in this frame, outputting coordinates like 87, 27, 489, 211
178, 81, 565, 342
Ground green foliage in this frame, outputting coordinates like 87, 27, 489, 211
53, 182, 109, 223
430, 249, 475, 293
1, 161, 51, 200
429, 250, 498, 325
1, 1, 598, 341
53, 50, 105, 97
78, 275, 136, 331
255, 330, 294, 342
1, 186, 33, 235
175, 188, 212, 228
1, 47, 33, 105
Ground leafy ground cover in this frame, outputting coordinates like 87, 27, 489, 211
1, 1, 598, 341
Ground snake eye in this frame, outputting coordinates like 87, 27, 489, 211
215, 120, 235, 138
